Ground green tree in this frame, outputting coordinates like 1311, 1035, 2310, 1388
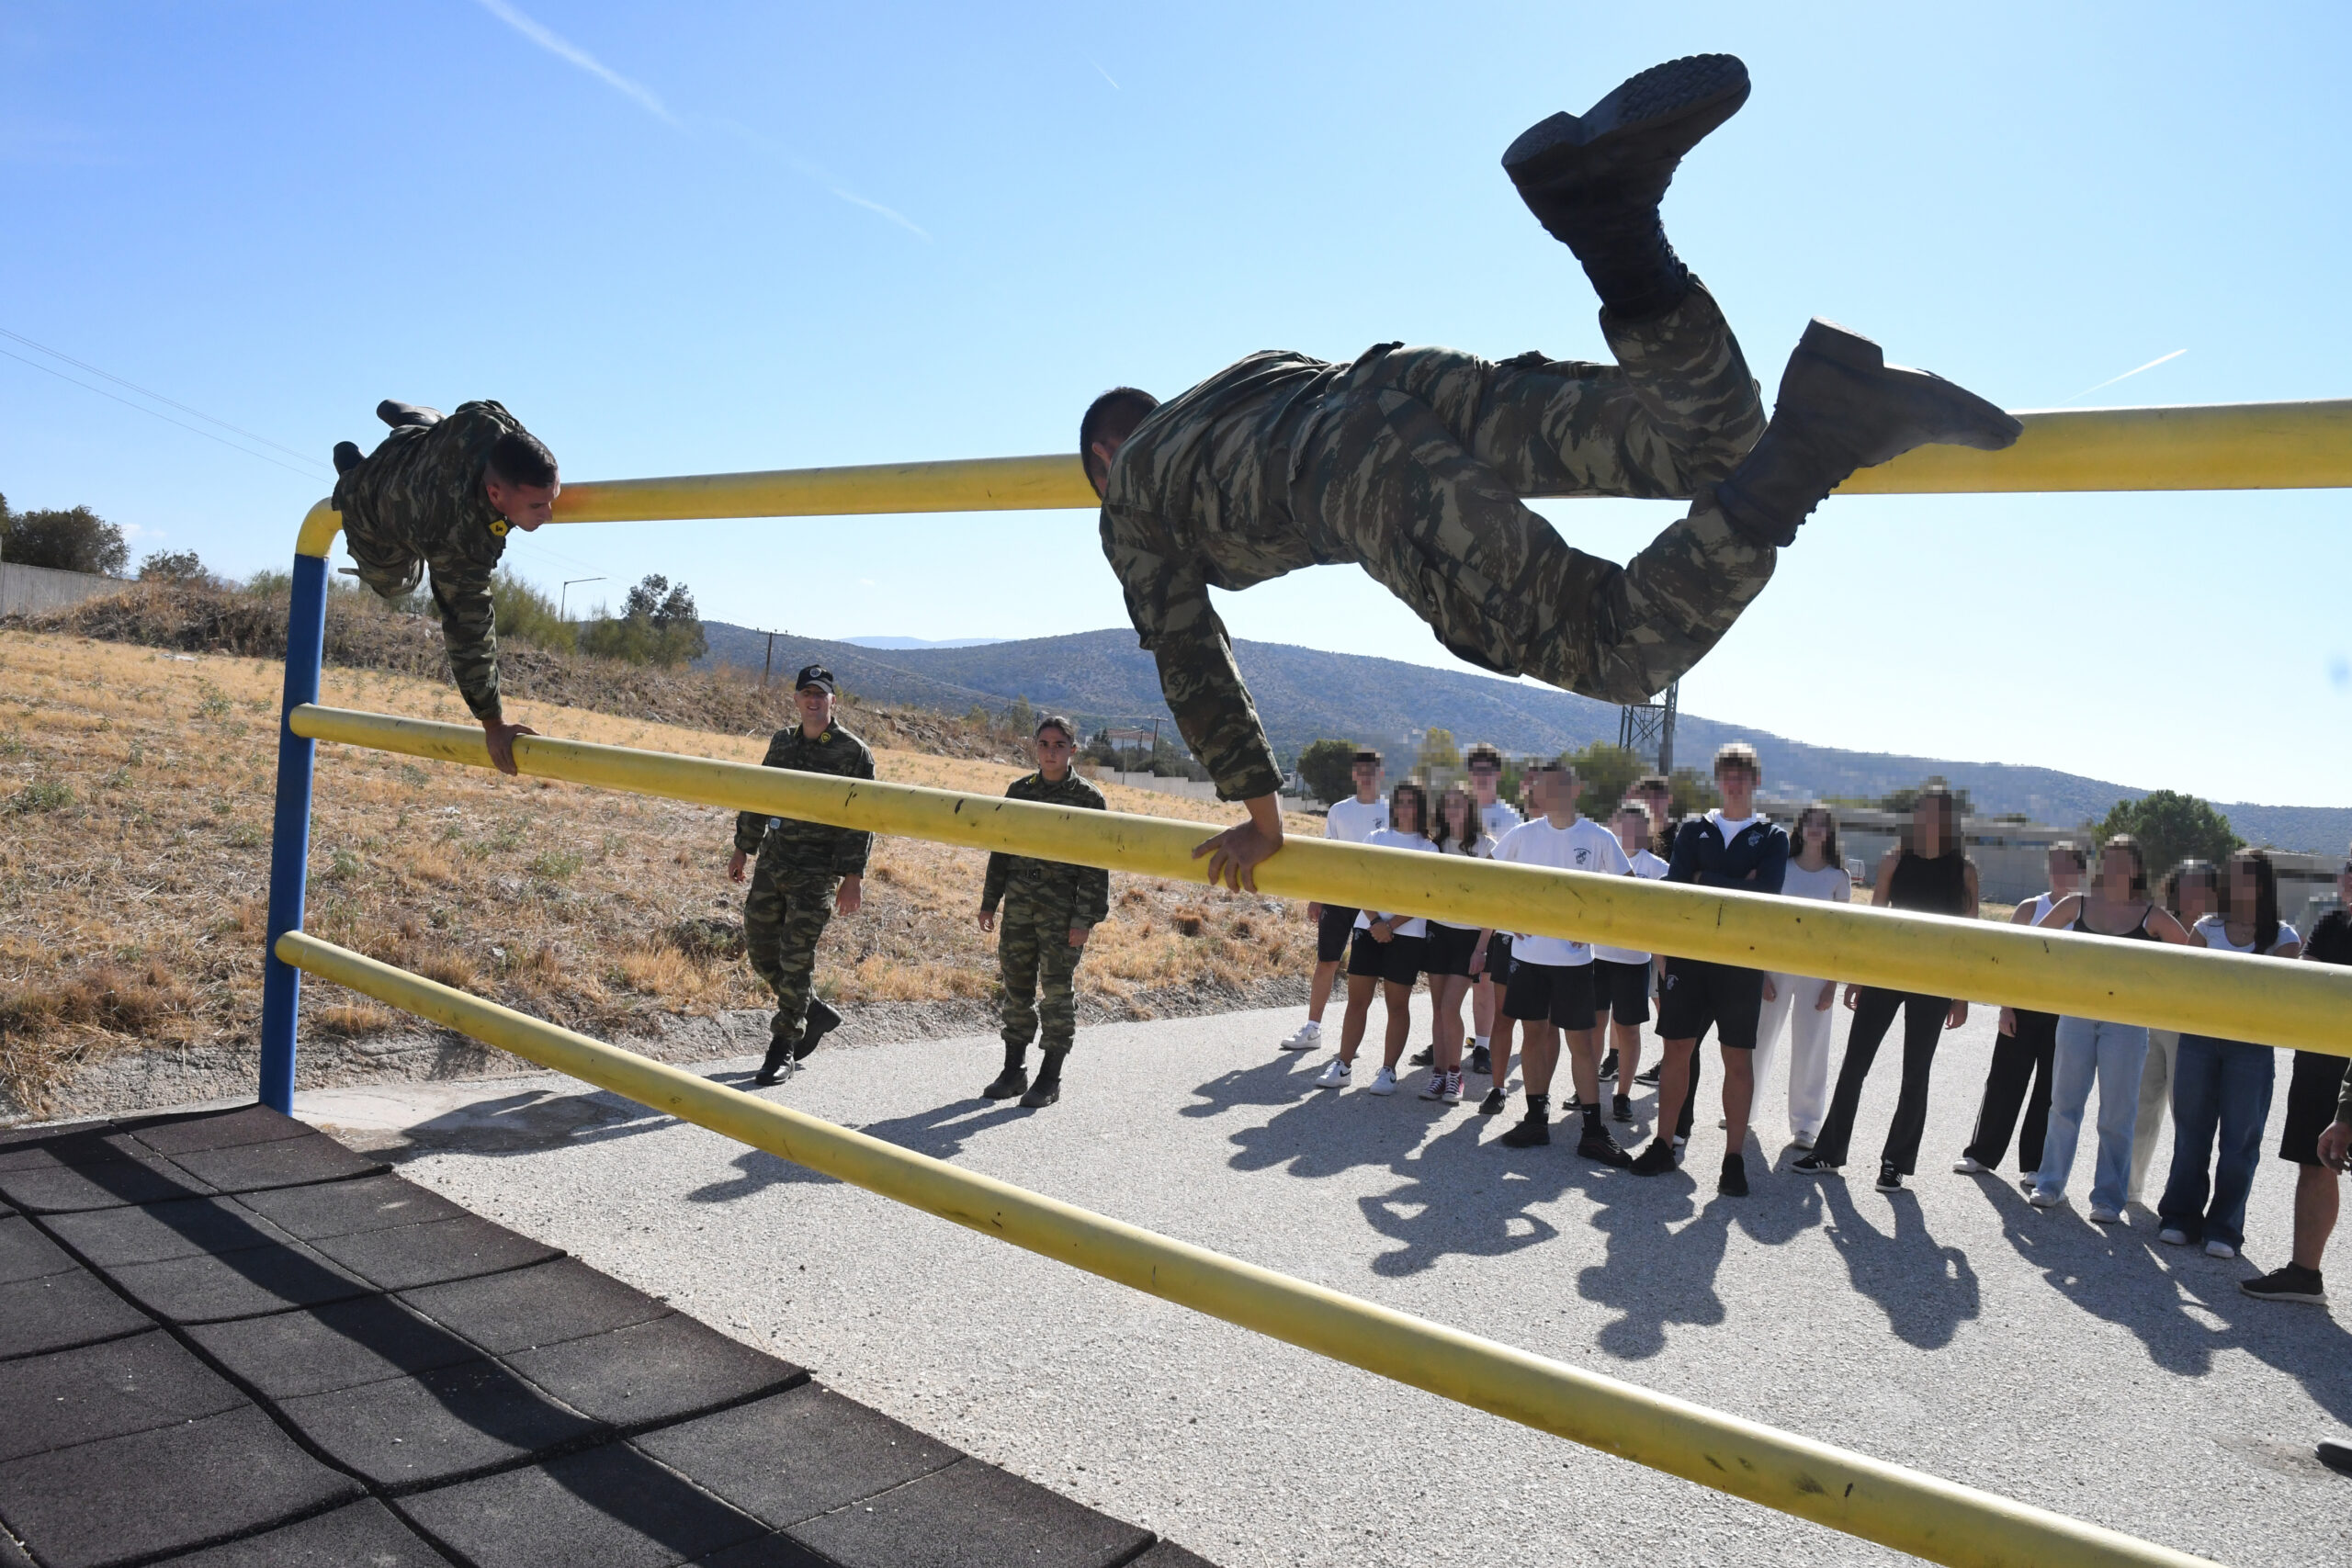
1668, 767, 1719, 819
1561, 741, 1642, 816
1297, 739, 1360, 806
138, 548, 209, 583
2097, 790, 2243, 875
1417, 727, 1463, 774
581, 573, 706, 666
491, 570, 576, 652
2, 502, 128, 575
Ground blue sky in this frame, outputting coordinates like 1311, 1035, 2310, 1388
4, 2, 2348, 807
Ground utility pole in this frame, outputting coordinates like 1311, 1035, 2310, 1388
763, 630, 776, 688
1617, 680, 1679, 775
559, 576, 605, 624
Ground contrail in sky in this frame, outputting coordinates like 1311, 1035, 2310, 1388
2062, 348, 2187, 404
472, 0, 677, 125
1092, 61, 1120, 89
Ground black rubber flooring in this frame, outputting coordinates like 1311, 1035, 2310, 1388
0, 1105, 1212, 1568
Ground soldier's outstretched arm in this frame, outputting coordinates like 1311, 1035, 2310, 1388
430, 567, 534, 774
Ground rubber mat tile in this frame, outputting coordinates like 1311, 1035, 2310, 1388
46, 1196, 298, 1269
396, 1440, 767, 1568
0, 1155, 214, 1214
400, 1258, 670, 1356
189, 1293, 481, 1401
0, 1404, 360, 1568
503, 1314, 804, 1431
103, 1238, 371, 1325
0, 1528, 29, 1567
1125, 1540, 1221, 1567
310, 1213, 561, 1292
0, 1127, 147, 1173
235, 1172, 469, 1241
0, 1270, 154, 1361
629, 1385, 958, 1529
160, 1135, 388, 1195
276, 1358, 603, 1493
119, 1105, 314, 1157
147, 1498, 450, 1565
786, 1458, 1151, 1568
0, 1215, 76, 1284
0, 1329, 246, 1462
684, 1533, 829, 1568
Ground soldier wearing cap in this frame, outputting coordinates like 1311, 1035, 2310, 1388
728, 665, 876, 1084
975, 716, 1111, 1108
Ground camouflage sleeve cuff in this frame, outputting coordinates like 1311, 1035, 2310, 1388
1211, 752, 1284, 804
835, 832, 873, 878
733, 813, 768, 856
457, 669, 501, 722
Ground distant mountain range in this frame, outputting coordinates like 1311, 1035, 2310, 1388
695, 621, 2350, 853
838, 636, 1009, 649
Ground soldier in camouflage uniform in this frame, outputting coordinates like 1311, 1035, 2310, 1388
728, 665, 875, 1085
1079, 54, 2020, 890
330, 400, 560, 774
975, 716, 1112, 1109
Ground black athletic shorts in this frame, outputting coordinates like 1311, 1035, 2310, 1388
1657, 958, 1766, 1050
1591, 958, 1653, 1027
2280, 1049, 2351, 1166
1424, 923, 1484, 978
1348, 927, 1427, 986
1316, 904, 1361, 964
1481, 933, 1512, 978
1502, 959, 1597, 1032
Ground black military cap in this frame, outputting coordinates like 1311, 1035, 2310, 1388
795, 664, 836, 694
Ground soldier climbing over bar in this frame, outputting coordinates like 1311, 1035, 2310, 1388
1080, 52, 2021, 889
975, 716, 1113, 1109
330, 400, 560, 774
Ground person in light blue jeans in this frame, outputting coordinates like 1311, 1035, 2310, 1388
2030, 835, 2191, 1223
2159, 849, 2302, 1258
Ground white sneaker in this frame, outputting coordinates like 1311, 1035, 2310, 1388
2157, 1227, 2190, 1247
1313, 1059, 1351, 1089
1441, 1070, 1464, 1105
1367, 1066, 1399, 1097
2089, 1204, 2125, 1225
1279, 1022, 1323, 1052
2204, 1239, 2238, 1259
2028, 1188, 2064, 1209
1952, 1155, 1989, 1175
1792, 1131, 1817, 1150
1419, 1071, 1445, 1101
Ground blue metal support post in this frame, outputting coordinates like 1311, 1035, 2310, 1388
258, 542, 332, 1111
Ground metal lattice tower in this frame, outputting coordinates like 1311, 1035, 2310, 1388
1617, 680, 1679, 774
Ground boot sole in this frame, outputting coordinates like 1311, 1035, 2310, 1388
1791, 319, 2024, 454
1503, 54, 1750, 185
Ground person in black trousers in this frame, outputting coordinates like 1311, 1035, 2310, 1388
1952, 840, 2085, 1179
1798, 786, 1979, 1190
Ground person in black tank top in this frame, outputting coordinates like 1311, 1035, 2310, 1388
1954, 841, 2088, 1179
1797, 788, 1978, 1189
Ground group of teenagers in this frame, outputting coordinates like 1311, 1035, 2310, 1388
1272, 739, 2351, 1309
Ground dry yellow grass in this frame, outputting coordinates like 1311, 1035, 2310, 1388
0, 629, 1318, 1113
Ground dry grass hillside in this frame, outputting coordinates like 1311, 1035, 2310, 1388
0, 627, 1320, 1116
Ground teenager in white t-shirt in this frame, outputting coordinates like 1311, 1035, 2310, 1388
1280, 750, 1386, 1054
1419, 784, 1497, 1105
1748, 805, 1850, 1146
1315, 783, 1440, 1096
1592, 800, 1669, 1123
1464, 744, 1522, 1078
1487, 763, 1634, 1166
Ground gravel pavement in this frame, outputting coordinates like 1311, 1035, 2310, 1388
299, 1001, 2352, 1568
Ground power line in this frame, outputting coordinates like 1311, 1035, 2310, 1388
0, 324, 324, 467
0, 345, 327, 481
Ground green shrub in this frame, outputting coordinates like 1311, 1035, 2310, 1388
4, 780, 74, 815
492, 570, 575, 652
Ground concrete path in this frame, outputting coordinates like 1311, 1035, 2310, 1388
301, 1002, 2352, 1568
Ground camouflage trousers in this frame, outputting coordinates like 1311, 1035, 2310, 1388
744, 859, 842, 1047
1295, 281, 1773, 705
998, 886, 1087, 1055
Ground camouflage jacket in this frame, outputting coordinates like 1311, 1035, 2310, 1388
979, 770, 1112, 926
1098, 348, 1384, 803
331, 400, 530, 721
733, 723, 877, 875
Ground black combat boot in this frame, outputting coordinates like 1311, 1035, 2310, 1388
753, 1034, 795, 1087
332, 440, 364, 475
1020, 1049, 1067, 1109
1502, 53, 1750, 319
1713, 320, 2023, 547
795, 998, 842, 1060
376, 400, 444, 428
982, 1043, 1030, 1102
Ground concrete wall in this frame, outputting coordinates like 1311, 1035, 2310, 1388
0, 562, 130, 618
1094, 769, 1221, 803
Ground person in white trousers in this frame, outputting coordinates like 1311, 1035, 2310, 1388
1748, 805, 1850, 1148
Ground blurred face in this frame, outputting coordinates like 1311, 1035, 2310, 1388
1532, 769, 1583, 818
1914, 797, 1951, 856
795, 684, 834, 732
1715, 763, 1757, 815
1035, 725, 1075, 779
1469, 760, 1501, 803
1351, 760, 1383, 798
2227, 853, 2260, 912
1614, 807, 1649, 855
1799, 810, 1831, 854
2096, 844, 2142, 898
2177, 874, 2213, 922
1443, 790, 1475, 838
1393, 788, 1425, 835
484, 474, 559, 530
2048, 849, 2085, 890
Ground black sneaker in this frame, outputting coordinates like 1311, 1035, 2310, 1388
1792, 1153, 1840, 1175
1634, 1062, 1663, 1087
2240, 1264, 2326, 1305
1577, 1126, 1634, 1168
1469, 1044, 1492, 1077
1611, 1092, 1633, 1123
1498, 1114, 1551, 1148
796, 998, 842, 1060
1477, 1088, 1508, 1116
1718, 1153, 1749, 1197
981, 1066, 1029, 1101
1876, 1161, 1903, 1192
1408, 1045, 1435, 1067
2320, 1438, 2352, 1478
1598, 1048, 1619, 1077
1628, 1139, 1678, 1177
752, 1038, 794, 1086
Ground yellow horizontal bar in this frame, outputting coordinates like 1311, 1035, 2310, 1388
290, 703, 2352, 1056
277, 929, 2220, 1568
554, 454, 1093, 524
